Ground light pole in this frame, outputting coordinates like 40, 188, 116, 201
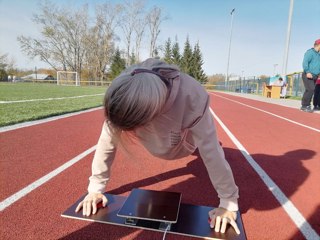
225, 8, 235, 91
282, 0, 294, 78
241, 70, 244, 93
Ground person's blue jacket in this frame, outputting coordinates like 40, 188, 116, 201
302, 48, 320, 76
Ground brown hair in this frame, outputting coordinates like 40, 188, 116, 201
104, 71, 168, 131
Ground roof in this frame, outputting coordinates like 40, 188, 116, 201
21, 74, 54, 80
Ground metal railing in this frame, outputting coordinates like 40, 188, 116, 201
203, 71, 304, 97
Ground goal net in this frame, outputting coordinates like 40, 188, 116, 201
57, 71, 79, 86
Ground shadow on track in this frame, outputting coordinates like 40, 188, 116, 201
59, 148, 316, 239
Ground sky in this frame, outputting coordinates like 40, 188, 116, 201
0, 0, 319, 77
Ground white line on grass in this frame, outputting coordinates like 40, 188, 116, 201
0, 146, 97, 212
0, 93, 104, 104
210, 93, 320, 133
210, 107, 319, 240
0, 107, 103, 133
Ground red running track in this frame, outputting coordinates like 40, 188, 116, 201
0, 92, 319, 240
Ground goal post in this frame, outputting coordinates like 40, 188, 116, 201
57, 71, 79, 86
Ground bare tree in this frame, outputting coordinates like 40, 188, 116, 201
133, 16, 147, 62
0, 53, 9, 70
147, 6, 168, 57
119, 0, 146, 65
84, 2, 122, 84
17, 1, 89, 78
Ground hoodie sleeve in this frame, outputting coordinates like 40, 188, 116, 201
190, 102, 239, 211
87, 121, 119, 193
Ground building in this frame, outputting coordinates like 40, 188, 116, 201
20, 74, 55, 81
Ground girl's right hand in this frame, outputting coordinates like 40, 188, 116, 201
75, 192, 108, 216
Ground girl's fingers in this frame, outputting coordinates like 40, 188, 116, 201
220, 217, 228, 233
214, 216, 222, 232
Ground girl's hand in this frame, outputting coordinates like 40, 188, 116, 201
208, 207, 240, 234
75, 192, 108, 216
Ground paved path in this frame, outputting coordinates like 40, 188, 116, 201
216, 91, 320, 113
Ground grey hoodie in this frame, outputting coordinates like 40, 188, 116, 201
88, 58, 239, 211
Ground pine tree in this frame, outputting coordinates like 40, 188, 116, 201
154, 48, 160, 58
163, 38, 172, 64
192, 42, 207, 83
172, 36, 181, 67
109, 48, 126, 80
129, 50, 137, 65
181, 36, 193, 75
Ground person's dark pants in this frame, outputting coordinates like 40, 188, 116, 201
301, 73, 316, 107
313, 84, 320, 107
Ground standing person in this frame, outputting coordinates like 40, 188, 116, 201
75, 58, 240, 234
273, 77, 287, 98
313, 77, 320, 111
301, 39, 320, 112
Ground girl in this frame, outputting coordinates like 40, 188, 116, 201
75, 58, 240, 234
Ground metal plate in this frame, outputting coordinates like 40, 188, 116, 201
117, 188, 181, 223
61, 192, 246, 240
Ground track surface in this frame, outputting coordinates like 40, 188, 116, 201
1, 92, 319, 240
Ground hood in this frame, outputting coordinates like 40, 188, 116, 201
120, 58, 181, 112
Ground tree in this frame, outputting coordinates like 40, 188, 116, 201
0, 52, 17, 81
0, 53, 8, 80
119, 0, 145, 65
0, 69, 7, 81
109, 48, 126, 80
147, 6, 168, 57
181, 36, 193, 75
0, 53, 8, 71
84, 2, 121, 84
171, 37, 181, 67
207, 74, 225, 84
191, 42, 207, 83
17, 1, 89, 79
163, 38, 172, 64
129, 50, 137, 65
133, 16, 147, 62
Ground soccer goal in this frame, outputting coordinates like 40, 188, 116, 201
57, 71, 79, 86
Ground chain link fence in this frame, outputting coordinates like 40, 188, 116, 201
204, 71, 305, 97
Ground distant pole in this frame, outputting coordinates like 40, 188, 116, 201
241, 70, 244, 93
225, 8, 235, 90
273, 63, 278, 75
282, 0, 294, 78
35, 66, 37, 82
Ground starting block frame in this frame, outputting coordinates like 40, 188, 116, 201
61, 189, 246, 240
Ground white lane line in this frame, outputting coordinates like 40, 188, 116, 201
209, 107, 319, 240
0, 94, 104, 104
210, 93, 320, 133
0, 107, 103, 133
0, 146, 96, 212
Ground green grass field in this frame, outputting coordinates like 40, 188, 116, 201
0, 82, 106, 127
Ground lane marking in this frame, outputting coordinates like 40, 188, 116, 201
0, 107, 103, 133
210, 107, 319, 240
0, 146, 96, 212
0, 93, 104, 104
210, 93, 320, 133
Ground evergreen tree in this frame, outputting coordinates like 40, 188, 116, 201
163, 38, 172, 64
181, 36, 193, 75
192, 42, 207, 83
109, 48, 126, 80
153, 48, 160, 58
172, 36, 181, 67
129, 50, 137, 65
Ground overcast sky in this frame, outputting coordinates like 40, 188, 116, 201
0, 0, 319, 77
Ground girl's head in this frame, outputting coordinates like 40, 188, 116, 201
104, 69, 169, 131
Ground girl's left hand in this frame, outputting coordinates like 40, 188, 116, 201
208, 207, 240, 234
